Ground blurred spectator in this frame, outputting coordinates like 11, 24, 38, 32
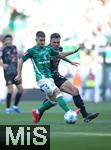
85, 68, 95, 101
0, 35, 3, 48
72, 69, 83, 95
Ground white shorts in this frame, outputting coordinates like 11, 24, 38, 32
37, 78, 57, 96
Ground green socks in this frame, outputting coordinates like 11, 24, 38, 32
38, 100, 55, 114
38, 95, 69, 114
56, 96, 69, 112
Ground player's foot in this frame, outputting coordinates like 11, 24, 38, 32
84, 112, 99, 123
12, 106, 22, 113
5, 108, 13, 114
38, 112, 44, 122
32, 109, 40, 125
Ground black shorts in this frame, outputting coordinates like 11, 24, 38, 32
52, 72, 67, 88
4, 73, 21, 86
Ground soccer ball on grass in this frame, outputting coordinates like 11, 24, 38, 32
64, 109, 79, 124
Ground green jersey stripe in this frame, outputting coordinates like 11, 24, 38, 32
31, 58, 45, 79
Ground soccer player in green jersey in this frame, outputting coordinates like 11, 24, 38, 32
15, 31, 80, 124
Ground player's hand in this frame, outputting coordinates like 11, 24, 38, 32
3, 64, 8, 70
71, 62, 80, 67
14, 75, 22, 82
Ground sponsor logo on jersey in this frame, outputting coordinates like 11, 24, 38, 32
39, 60, 50, 64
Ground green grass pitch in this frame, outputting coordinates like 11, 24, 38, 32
0, 101, 111, 150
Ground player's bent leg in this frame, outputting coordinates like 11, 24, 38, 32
60, 80, 99, 122
72, 94, 99, 123
39, 78, 70, 112
32, 78, 71, 124
60, 81, 88, 117
32, 78, 57, 124
72, 93, 100, 122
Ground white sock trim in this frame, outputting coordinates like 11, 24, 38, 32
50, 100, 57, 105
36, 109, 40, 114
56, 93, 62, 98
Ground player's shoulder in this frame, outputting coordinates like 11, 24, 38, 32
27, 46, 35, 51
44, 45, 51, 51
46, 44, 63, 52
45, 45, 51, 49
26, 46, 37, 55
45, 44, 54, 51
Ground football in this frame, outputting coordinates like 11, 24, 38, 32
64, 110, 78, 124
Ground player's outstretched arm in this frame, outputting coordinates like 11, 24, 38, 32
59, 46, 80, 58
15, 59, 23, 81
62, 57, 80, 66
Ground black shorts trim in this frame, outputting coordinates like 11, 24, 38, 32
52, 73, 67, 88
4, 74, 21, 86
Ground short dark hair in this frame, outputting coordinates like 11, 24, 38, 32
36, 31, 45, 38
50, 33, 61, 40
3, 34, 13, 42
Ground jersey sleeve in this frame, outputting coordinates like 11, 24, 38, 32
22, 48, 32, 62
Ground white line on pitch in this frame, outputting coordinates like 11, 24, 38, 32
52, 132, 111, 137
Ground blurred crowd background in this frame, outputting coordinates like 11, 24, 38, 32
0, 0, 111, 102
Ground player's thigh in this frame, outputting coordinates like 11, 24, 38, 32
53, 73, 67, 88
60, 80, 79, 96
49, 95, 56, 101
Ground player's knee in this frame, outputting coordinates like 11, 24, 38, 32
72, 88, 79, 96
53, 88, 61, 97
18, 87, 23, 94
7, 87, 13, 94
